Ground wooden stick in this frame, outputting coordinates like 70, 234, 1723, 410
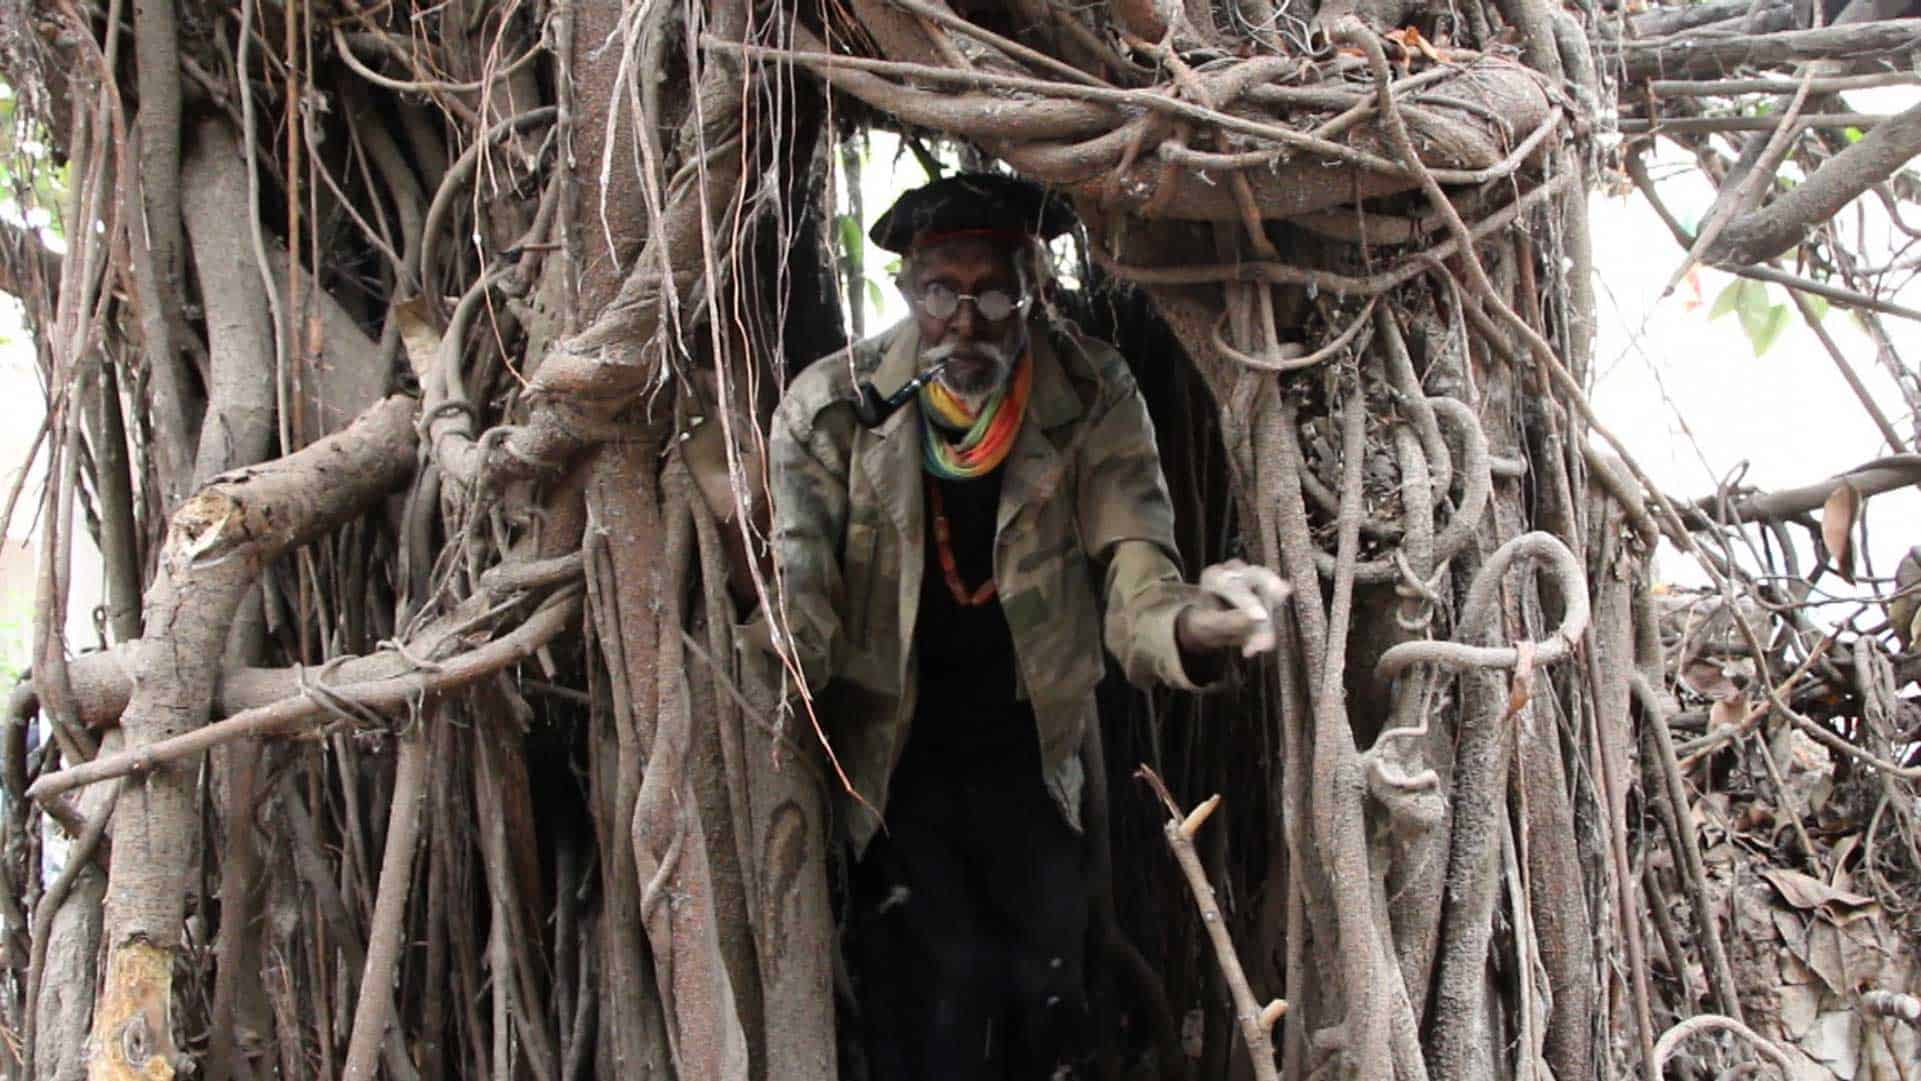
1137, 766, 1281, 1081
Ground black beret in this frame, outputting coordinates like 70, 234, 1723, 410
869, 172, 1076, 254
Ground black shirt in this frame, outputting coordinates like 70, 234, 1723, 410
893, 466, 1041, 780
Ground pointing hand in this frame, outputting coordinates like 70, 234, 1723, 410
1177, 559, 1292, 658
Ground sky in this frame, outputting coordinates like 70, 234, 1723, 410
0, 293, 95, 661
1586, 156, 1920, 592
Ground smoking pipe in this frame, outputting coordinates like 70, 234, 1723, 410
852, 359, 952, 428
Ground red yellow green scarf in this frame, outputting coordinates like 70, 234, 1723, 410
919, 355, 1031, 479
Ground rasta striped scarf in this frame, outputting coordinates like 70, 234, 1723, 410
919, 355, 1032, 480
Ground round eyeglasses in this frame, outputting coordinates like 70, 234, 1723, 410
917, 282, 1027, 322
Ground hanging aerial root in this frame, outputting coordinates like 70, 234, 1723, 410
1213, 296, 1376, 373
469, 37, 754, 488
1652, 1014, 1795, 1075
1307, 396, 1492, 585
341, 732, 430, 1081
1374, 533, 1588, 678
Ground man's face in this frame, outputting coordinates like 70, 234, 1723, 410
905, 238, 1028, 398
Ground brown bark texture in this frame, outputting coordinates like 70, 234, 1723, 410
0, 1, 1914, 1080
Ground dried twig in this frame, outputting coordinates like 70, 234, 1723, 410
1136, 766, 1282, 1081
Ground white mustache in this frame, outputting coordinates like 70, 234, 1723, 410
921, 340, 1010, 367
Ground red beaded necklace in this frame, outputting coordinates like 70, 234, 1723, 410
927, 479, 996, 607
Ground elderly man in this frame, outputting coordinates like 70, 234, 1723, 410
695, 173, 1287, 1079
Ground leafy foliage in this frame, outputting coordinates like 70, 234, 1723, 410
1708, 277, 1825, 356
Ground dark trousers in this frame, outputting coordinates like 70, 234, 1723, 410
854, 760, 1090, 1080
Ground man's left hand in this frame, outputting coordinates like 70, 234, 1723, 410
1177, 559, 1292, 657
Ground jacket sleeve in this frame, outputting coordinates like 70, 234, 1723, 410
1074, 365, 1218, 692
759, 391, 853, 693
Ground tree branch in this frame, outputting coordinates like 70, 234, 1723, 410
27, 591, 579, 803
1629, 0, 1792, 39
1680, 454, 1921, 527
1611, 18, 1921, 81
1703, 97, 1921, 266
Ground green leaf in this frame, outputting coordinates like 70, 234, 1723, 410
1743, 302, 1792, 356
1736, 292, 1769, 344
865, 278, 884, 311
1845, 126, 1865, 144
1717, 277, 1791, 355
1711, 278, 1769, 323
834, 212, 863, 257
1709, 280, 1744, 320
1803, 295, 1829, 322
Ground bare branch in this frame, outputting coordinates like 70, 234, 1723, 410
1611, 17, 1921, 81
1629, 0, 1793, 38
1681, 454, 1921, 526
27, 591, 579, 803
1136, 767, 1282, 1081
1704, 98, 1921, 266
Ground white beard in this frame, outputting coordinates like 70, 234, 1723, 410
921, 335, 1018, 401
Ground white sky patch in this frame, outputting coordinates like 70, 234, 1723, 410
1588, 146, 1920, 597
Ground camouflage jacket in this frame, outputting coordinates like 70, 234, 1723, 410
767, 316, 1211, 853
